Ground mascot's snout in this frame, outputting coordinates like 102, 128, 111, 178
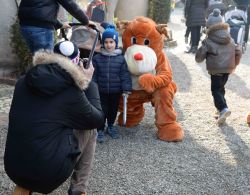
125, 45, 157, 76
134, 53, 143, 61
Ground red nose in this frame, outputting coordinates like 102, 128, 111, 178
134, 53, 143, 61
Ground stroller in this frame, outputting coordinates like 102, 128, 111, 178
61, 23, 104, 59
225, 6, 247, 52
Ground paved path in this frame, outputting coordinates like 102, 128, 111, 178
0, 84, 13, 114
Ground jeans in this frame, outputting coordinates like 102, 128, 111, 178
210, 73, 229, 112
20, 25, 54, 54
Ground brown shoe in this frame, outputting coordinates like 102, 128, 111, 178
68, 188, 86, 195
12, 185, 31, 195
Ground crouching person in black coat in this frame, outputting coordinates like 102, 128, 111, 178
4, 41, 104, 195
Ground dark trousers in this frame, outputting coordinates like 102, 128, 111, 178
210, 74, 229, 112
98, 93, 121, 130
185, 26, 191, 37
244, 7, 250, 42
190, 26, 201, 47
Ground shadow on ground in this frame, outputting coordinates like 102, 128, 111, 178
167, 51, 192, 92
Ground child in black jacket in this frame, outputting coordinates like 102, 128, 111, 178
92, 25, 132, 143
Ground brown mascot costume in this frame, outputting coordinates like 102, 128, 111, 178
247, 112, 250, 124
118, 17, 184, 142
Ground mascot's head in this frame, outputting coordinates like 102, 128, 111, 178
118, 17, 169, 76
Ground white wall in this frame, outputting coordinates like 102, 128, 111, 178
0, 0, 19, 76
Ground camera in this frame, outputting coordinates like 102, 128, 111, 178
78, 58, 89, 69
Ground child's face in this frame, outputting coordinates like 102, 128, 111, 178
104, 38, 116, 52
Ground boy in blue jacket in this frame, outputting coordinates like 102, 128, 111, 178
92, 25, 132, 143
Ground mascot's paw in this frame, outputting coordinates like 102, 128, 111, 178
138, 74, 155, 93
157, 122, 184, 142
247, 112, 250, 124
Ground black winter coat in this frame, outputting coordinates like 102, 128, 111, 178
234, 0, 250, 6
18, 0, 89, 29
4, 51, 104, 194
185, 0, 209, 27
92, 48, 132, 94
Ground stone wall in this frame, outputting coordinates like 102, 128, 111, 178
105, 0, 148, 23
0, 1, 19, 77
115, 0, 148, 21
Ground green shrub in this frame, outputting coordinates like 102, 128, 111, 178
10, 18, 32, 75
148, 0, 172, 23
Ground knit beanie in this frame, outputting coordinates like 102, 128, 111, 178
54, 41, 80, 64
206, 8, 223, 27
102, 25, 119, 48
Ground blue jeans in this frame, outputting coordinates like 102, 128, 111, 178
20, 26, 54, 54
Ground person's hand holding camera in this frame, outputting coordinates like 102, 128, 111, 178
78, 58, 94, 81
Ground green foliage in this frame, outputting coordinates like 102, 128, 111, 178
148, 0, 172, 23
10, 18, 32, 75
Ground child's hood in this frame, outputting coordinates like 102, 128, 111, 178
207, 23, 231, 45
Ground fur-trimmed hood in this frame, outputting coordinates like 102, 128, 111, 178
206, 23, 231, 44
26, 51, 90, 96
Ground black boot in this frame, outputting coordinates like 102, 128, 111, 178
191, 46, 198, 54
185, 46, 197, 54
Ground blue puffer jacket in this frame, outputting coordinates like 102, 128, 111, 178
92, 48, 132, 94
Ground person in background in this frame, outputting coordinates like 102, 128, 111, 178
92, 25, 132, 143
18, 0, 89, 54
4, 41, 104, 195
86, 0, 105, 22
234, 0, 250, 44
247, 112, 250, 124
207, 0, 227, 17
195, 9, 242, 125
184, 0, 209, 53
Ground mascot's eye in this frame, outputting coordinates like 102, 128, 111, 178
131, 37, 137, 44
144, 39, 150, 46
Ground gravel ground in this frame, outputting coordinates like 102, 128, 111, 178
1, 7, 250, 195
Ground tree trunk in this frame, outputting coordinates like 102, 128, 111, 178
105, 0, 119, 24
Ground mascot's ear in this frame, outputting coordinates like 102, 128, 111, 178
156, 24, 171, 40
116, 20, 131, 30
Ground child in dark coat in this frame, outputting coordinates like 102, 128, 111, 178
92, 25, 132, 143
195, 9, 242, 125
